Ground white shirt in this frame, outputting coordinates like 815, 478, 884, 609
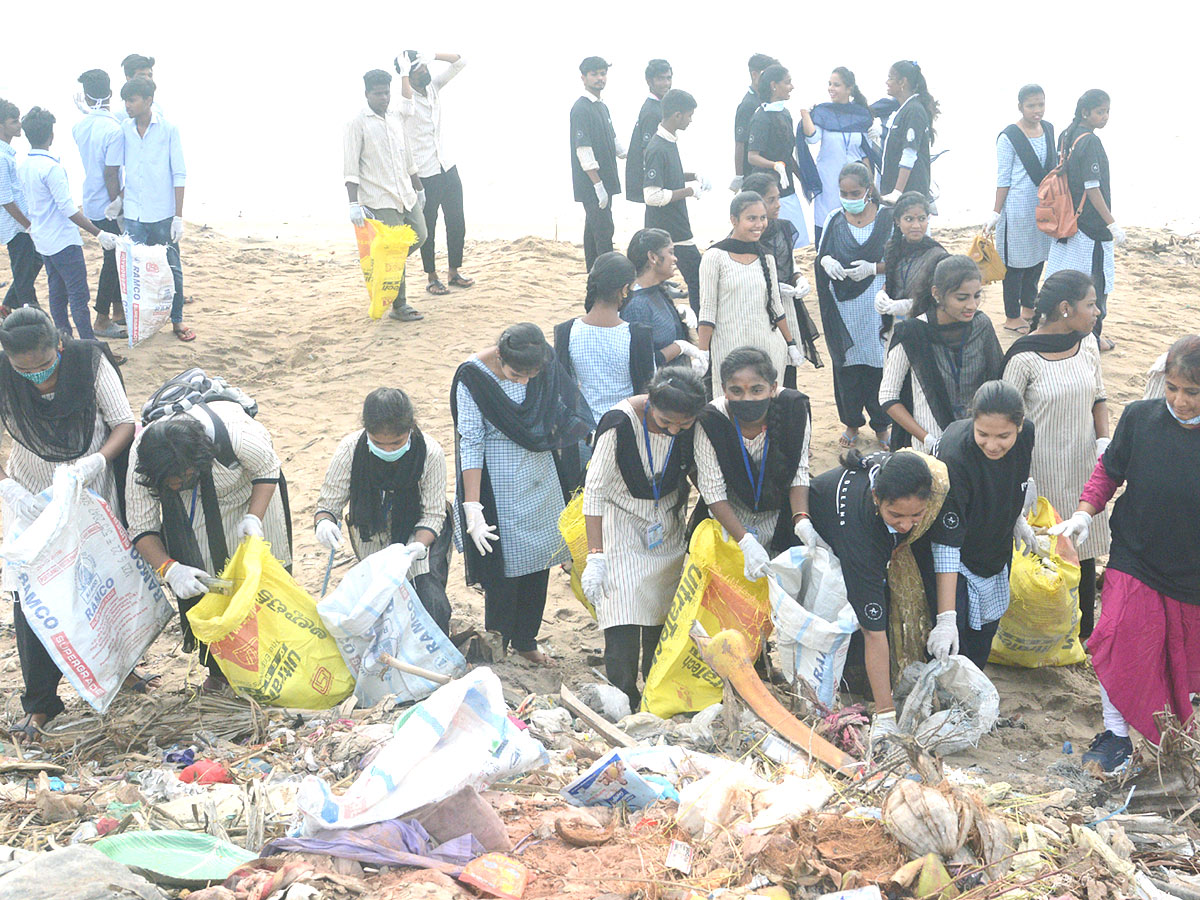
72, 108, 123, 220
399, 58, 466, 178
344, 105, 418, 212
17, 150, 82, 256
119, 112, 186, 223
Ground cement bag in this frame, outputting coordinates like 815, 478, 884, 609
989, 497, 1084, 668
556, 491, 595, 618
768, 545, 858, 707
641, 519, 771, 718
896, 656, 999, 753
116, 236, 174, 347
0, 467, 173, 713
187, 536, 355, 708
354, 220, 417, 319
318, 543, 467, 707
295, 667, 548, 836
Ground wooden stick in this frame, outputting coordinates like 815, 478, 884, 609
377, 653, 452, 686
559, 684, 639, 749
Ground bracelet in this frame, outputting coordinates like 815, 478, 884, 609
156, 558, 176, 578
587, 548, 604, 555
792, 511, 810, 523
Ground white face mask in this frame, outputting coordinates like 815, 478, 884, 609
73, 91, 110, 115
1167, 402, 1200, 426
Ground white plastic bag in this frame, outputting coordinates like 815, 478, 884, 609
0, 467, 173, 712
895, 656, 999, 754
116, 237, 174, 347
768, 545, 858, 706
295, 667, 547, 836
317, 544, 466, 707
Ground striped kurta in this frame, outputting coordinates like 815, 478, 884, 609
879, 326, 941, 454
581, 401, 688, 630
315, 429, 447, 578
1002, 338, 1111, 559
995, 131, 1052, 268
126, 401, 292, 573
699, 249, 794, 382
1, 357, 134, 590
694, 397, 811, 541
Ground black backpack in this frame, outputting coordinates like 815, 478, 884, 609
141, 369, 258, 468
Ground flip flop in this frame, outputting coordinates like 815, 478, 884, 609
839, 431, 859, 449
7, 713, 42, 745
173, 325, 197, 342
388, 305, 425, 322
95, 323, 128, 338
448, 274, 475, 289
1003, 324, 1031, 335
126, 671, 161, 694
426, 280, 450, 295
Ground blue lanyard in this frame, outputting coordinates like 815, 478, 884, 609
734, 415, 768, 512
188, 484, 198, 525
641, 408, 676, 506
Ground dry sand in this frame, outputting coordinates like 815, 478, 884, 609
3, 221, 1199, 781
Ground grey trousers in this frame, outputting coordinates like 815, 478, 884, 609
366, 204, 429, 307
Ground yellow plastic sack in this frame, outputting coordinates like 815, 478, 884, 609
557, 491, 596, 619
641, 519, 772, 718
968, 232, 1007, 284
187, 536, 356, 708
989, 497, 1085, 667
354, 220, 417, 319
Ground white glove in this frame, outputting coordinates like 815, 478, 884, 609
1022, 477, 1038, 514
96, 230, 118, 251
394, 53, 413, 77
874, 289, 894, 314
792, 276, 811, 299
1049, 510, 1092, 546
416, 189, 426, 207
926, 610, 959, 661
614, 136, 627, 160
104, 195, 122, 220
580, 552, 607, 606
983, 211, 1001, 235
170, 217, 184, 242
787, 344, 804, 368
315, 518, 342, 550
673, 340, 705, 362
0, 478, 47, 522
698, 174, 712, 193
773, 162, 788, 185
778, 282, 796, 302
349, 202, 366, 227
1095, 436, 1111, 459
729, 175, 744, 193
677, 304, 697, 330
463, 500, 498, 555
867, 122, 882, 145
594, 181, 609, 210
881, 189, 903, 205
924, 432, 941, 456
237, 513, 264, 540
846, 259, 877, 282
163, 561, 210, 599
403, 540, 429, 561
738, 533, 772, 581
820, 256, 847, 280
869, 709, 898, 748
693, 348, 710, 374
793, 517, 829, 551
1109, 222, 1127, 246
1013, 515, 1037, 554
66, 452, 106, 485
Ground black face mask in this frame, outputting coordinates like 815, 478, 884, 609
728, 397, 771, 423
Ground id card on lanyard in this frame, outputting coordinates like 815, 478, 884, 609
642, 409, 676, 550
734, 415, 768, 541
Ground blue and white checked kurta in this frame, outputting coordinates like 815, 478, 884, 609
932, 543, 1011, 629
568, 319, 634, 426
839, 220, 887, 369
1046, 231, 1114, 295
0, 142, 27, 245
454, 357, 569, 578
995, 132, 1052, 269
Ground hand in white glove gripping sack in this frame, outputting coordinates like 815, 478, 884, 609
846, 259, 877, 282
403, 541, 429, 561
1013, 515, 1038, 554
1049, 510, 1092, 546
96, 230, 118, 252
237, 513, 264, 541
926, 610, 959, 661
349, 202, 366, 227
594, 181, 609, 210
315, 518, 342, 549
163, 561, 210, 599
0, 478, 48, 523
580, 552, 607, 606
738, 532, 772, 581
793, 516, 829, 551
820, 256, 847, 281
463, 500, 498, 555
66, 452, 107, 485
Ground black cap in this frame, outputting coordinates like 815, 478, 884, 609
579, 56, 611, 75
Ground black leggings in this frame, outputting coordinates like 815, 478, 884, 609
484, 569, 550, 652
13, 596, 65, 719
604, 624, 664, 710
1001, 263, 1042, 320
1078, 558, 1097, 640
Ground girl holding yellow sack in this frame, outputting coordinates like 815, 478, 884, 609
930, 381, 1035, 670
580, 367, 706, 709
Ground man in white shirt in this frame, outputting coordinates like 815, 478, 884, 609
16, 107, 118, 340
72, 68, 125, 338
397, 50, 473, 297
344, 67, 428, 322
0, 98, 42, 313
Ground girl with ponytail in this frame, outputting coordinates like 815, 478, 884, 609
698, 192, 805, 392
1044, 89, 1122, 351
880, 60, 939, 202
746, 65, 811, 247
623, 228, 701, 370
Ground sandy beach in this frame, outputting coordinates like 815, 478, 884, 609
2, 220, 1198, 782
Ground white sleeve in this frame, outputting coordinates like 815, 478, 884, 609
694, 425, 728, 505
576, 146, 599, 172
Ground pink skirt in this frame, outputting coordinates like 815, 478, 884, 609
1089, 569, 1200, 744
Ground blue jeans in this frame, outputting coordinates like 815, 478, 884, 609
126, 217, 184, 323
43, 244, 94, 339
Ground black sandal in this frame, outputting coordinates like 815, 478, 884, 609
426, 280, 450, 295
448, 274, 475, 289
8, 713, 41, 744
126, 670, 162, 694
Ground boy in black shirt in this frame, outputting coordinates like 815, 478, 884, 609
569, 55, 624, 271
626, 59, 672, 208
731, 53, 778, 192
643, 90, 708, 311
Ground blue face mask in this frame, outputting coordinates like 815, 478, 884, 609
1167, 402, 1200, 426
367, 435, 410, 462
18, 353, 60, 385
841, 195, 868, 215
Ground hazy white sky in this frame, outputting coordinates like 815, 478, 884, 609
3, 1, 1194, 244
